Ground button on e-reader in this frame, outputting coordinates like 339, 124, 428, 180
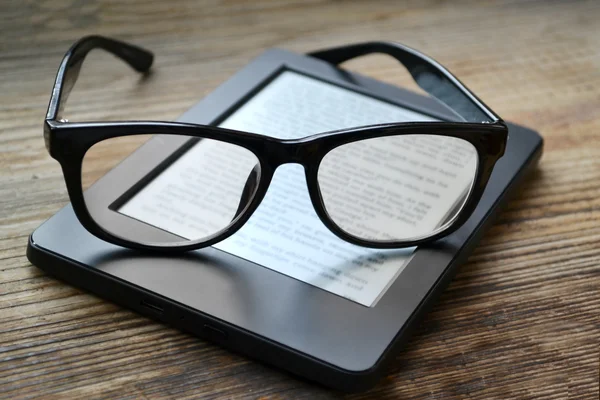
202, 324, 228, 341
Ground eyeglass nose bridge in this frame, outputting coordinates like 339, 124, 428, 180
263, 139, 323, 168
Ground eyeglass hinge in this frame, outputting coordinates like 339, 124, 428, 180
44, 119, 69, 154
43, 121, 52, 153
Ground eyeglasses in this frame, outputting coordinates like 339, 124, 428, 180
44, 36, 507, 252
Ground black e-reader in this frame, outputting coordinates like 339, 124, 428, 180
27, 48, 543, 392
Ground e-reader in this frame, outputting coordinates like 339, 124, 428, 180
27, 48, 543, 392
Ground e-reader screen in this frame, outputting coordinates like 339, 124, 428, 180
116, 70, 462, 307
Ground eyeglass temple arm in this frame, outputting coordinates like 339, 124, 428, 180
45, 35, 153, 122
308, 42, 501, 124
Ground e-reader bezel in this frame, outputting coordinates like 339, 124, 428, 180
27, 48, 543, 392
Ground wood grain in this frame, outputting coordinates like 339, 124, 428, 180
1, 0, 599, 398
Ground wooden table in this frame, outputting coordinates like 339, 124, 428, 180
1, 1, 599, 398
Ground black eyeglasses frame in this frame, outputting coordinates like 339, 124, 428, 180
44, 36, 508, 253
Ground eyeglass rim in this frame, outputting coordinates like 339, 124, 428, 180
48, 120, 505, 252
